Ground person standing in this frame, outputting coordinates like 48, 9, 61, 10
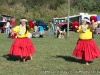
5, 20, 11, 38
32, 20, 39, 38
9, 18, 36, 62
56, 23, 61, 38
72, 18, 100, 65
48, 21, 54, 36
10, 17, 16, 26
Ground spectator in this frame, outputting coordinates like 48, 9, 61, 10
48, 21, 54, 36
10, 17, 16, 28
38, 26, 44, 38
5, 20, 11, 38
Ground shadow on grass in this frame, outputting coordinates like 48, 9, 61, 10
2, 54, 19, 61
54, 55, 93, 64
54, 55, 83, 64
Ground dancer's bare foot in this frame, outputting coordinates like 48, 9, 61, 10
23, 58, 26, 63
29, 55, 33, 60
26, 56, 33, 61
22, 57, 27, 63
86, 61, 89, 65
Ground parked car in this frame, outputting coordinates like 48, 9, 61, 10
0, 14, 11, 33
56, 21, 72, 32
35, 20, 49, 30
53, 15, 81, 31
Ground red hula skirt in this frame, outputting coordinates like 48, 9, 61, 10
72, 39, 100, 61
9, 37, 36, 57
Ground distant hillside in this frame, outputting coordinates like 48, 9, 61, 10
0, 0, 100, 23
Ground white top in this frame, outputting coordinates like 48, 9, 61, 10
34, 26, 38, 32
5, 22, 10, 28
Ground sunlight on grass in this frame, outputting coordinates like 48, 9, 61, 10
0, 31, 100, 75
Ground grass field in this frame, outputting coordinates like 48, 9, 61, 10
0, 31, 100, 75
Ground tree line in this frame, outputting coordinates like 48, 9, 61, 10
0, 0, 100, 24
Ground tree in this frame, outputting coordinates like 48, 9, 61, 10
72, 0, 96, 12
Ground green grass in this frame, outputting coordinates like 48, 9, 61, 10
0, 31, 100, 75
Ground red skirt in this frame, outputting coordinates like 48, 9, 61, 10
9, 37, 36, 57
72, 39, 100, 61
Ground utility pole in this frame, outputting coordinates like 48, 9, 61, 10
67, 0, 70, 37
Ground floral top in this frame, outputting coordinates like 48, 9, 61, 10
77, 25, 93, 39
12, 25, 32, 38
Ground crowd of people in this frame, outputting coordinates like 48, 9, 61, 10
1, 16, 68, 39
1, 15, 100, 65
48, 21, 66, 38
2, 17, 16, 38
47, 16, 100, 65
3, 17, 48, 62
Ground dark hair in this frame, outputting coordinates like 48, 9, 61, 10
49, 20, 53, 23
25, 24, 29, 34
84, 17, 89, 20
84, 17, 90, 25
7, 20, 10, 22
86, 21, 90, 25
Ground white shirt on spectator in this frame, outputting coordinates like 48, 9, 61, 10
5, 22, 10, 28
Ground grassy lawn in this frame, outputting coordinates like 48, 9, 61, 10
0, 31, 100, 75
